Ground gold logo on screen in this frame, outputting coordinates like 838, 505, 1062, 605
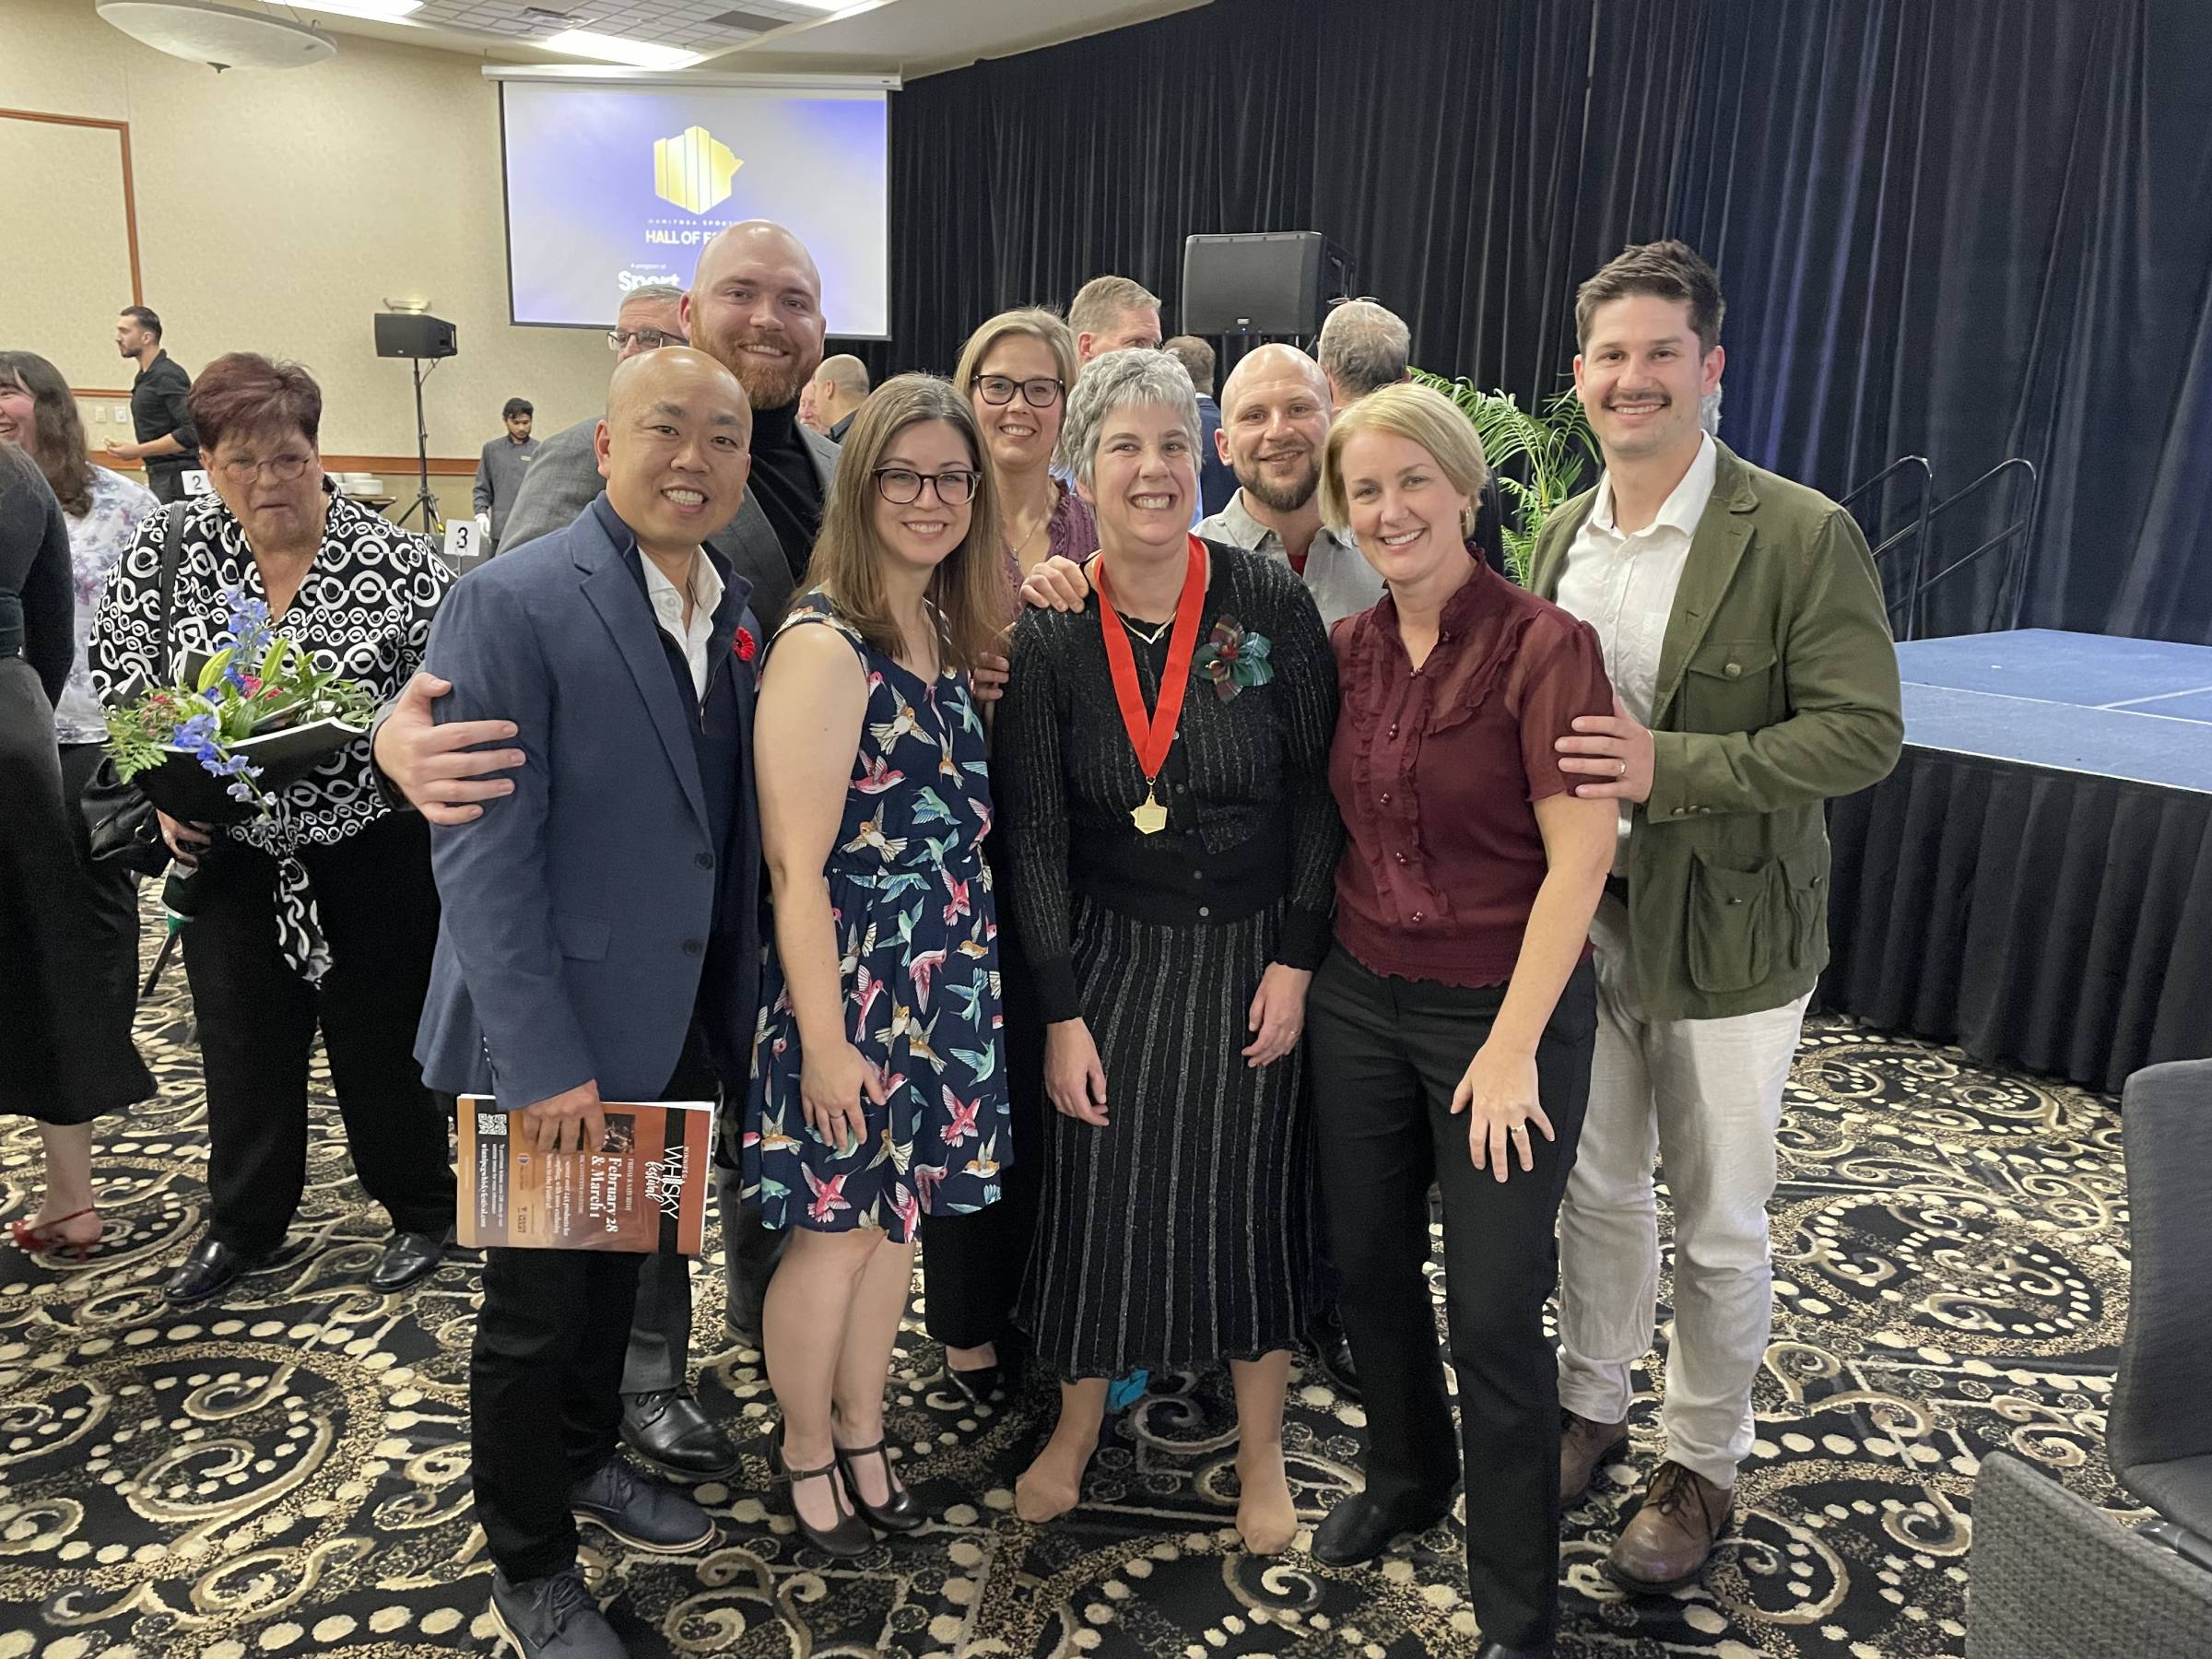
653, 125, 743, 214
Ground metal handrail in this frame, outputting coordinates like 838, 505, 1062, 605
1838, 454, 1935, 641
1916, 457, 2041, 636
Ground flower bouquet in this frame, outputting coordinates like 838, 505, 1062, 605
102, 590, 377, 826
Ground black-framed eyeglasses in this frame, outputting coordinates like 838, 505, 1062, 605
608, 327, 684, 352
873, 467, 979, 506
973, 374, 1065, 409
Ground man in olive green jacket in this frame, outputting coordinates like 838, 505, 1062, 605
1528, 241, 1903, 1595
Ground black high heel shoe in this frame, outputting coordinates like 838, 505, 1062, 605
945, 1362, 1005, 1407
769, 1424, 875, 1557
833, 1437, 924, 1533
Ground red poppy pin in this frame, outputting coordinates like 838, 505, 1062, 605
734, 627, 758, 664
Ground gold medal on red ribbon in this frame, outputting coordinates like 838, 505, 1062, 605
1096, 536, 1206, 836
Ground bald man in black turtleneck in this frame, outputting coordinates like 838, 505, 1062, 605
677, 222, 839, 606
491, 221, 839, 629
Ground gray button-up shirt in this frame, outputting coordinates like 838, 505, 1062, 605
473, 434, 542, 545
1195, 489, 1383, 627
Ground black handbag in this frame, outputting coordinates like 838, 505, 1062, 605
81, 500, 191, 878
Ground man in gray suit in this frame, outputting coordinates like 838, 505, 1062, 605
499, 221, 838, 630
379, 220, 836, 1482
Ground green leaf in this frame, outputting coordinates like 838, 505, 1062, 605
195, 647, 235, 694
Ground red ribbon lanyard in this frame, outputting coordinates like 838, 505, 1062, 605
1096, 536, 1207, 806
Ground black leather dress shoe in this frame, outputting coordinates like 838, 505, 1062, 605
164, 1235, 312, 1305
1311, 1490, 1454, 1566
570, 1455, 715, 1554
1308, 1308, 1361, 1400
621, 1389, 739, 1478
1472, 1642, 1552, 1659
368, 1228, 451, 1292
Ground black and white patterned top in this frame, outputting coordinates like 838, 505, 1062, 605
88, 485, 450, 979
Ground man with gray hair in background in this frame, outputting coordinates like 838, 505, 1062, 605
805, 353, 871, 442
1316, 297, 1412, 407
1068, 275, 1164, 373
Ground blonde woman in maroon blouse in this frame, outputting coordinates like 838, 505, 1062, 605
1302, 383, 1616, 1659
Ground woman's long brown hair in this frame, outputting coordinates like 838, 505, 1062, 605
0, 352, 94, 517
806, 373, 1007, 674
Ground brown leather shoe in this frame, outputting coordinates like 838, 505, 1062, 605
1559, 1411, 1629, 1502
1604, 1460, 1734, 1592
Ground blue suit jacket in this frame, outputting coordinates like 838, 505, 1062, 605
413, 493, 763, 1111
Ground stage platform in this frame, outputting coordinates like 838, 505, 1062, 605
1892, 629, 2212, 791
1825, 629, 2212, 1094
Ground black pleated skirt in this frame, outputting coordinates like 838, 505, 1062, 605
1016, 894, 1316, 1381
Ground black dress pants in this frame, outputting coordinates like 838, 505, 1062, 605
920, 884, 1044, 1352
473, 1040, 719, 1581
179, 812, 453, 1253
1307, 947, 1597, 1652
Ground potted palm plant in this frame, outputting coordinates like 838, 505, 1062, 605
1410, 372, 1594, 586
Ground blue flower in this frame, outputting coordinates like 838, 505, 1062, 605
220, 587, 274, 668
174, 712, 220, 753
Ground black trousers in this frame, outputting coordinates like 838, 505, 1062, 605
473, 1041, 719, 1581
621, 1143, 782, 1393
1307, 947, 1597, 1651
179, 813, 454, 1253
144, 465, 188, 504
58, 742, 141, 1015
920, 897, 1044, 1352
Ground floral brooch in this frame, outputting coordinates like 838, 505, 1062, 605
1192, 617, 1273, 700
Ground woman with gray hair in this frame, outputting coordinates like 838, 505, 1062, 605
994, 349, 1342, 1552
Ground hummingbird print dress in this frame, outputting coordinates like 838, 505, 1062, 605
743, 591, 1009, 1241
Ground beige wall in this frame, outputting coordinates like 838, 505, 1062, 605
1, 0, 618, 495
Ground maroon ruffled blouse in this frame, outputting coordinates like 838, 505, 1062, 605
1328, 559, 1612, 987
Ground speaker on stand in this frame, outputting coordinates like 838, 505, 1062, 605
373, 312, 458, 535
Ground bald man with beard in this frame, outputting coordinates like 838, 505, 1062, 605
1196, 343, 1385, 628
496, 221, 839, 629
417, 347, 765, 1658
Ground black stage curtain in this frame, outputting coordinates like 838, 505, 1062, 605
858, 0, 2212, 644
1826, 749, 2212, 1095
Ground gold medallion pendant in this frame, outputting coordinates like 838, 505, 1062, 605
1131, 787, 1169, 835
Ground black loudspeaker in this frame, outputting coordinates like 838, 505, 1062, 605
1182, 231, 1352, 335
374, 312, 458, 359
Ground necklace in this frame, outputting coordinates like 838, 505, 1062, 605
1095, 537, 1206, 836
1120, 613, 1172, 646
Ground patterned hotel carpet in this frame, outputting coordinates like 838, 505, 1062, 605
0, 924, 2139, 1658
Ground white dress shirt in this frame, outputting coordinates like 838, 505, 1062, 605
1553, 431, 1718, 869
641, 547, 723, 700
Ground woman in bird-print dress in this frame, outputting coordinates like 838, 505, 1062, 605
745, 375, 1011, 1557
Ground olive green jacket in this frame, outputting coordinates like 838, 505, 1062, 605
1528, 441, 1904, 1021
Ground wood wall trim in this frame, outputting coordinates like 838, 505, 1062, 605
82, 452, 480, 477
2, 108, 141, 306
324, 454, 479, 477
72, 387, 136, 399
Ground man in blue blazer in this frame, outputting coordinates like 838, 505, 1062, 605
415, 347, 761, 1659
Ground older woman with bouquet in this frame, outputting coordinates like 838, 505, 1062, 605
88, 352, 456, 1305
994, 349, 1340, 1553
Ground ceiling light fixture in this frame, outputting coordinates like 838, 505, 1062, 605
296, 0, 422, 18
541, 28, 702, 70
97, 0, 337, 68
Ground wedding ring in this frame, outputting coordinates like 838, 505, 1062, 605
1618, 759, 1628, 776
